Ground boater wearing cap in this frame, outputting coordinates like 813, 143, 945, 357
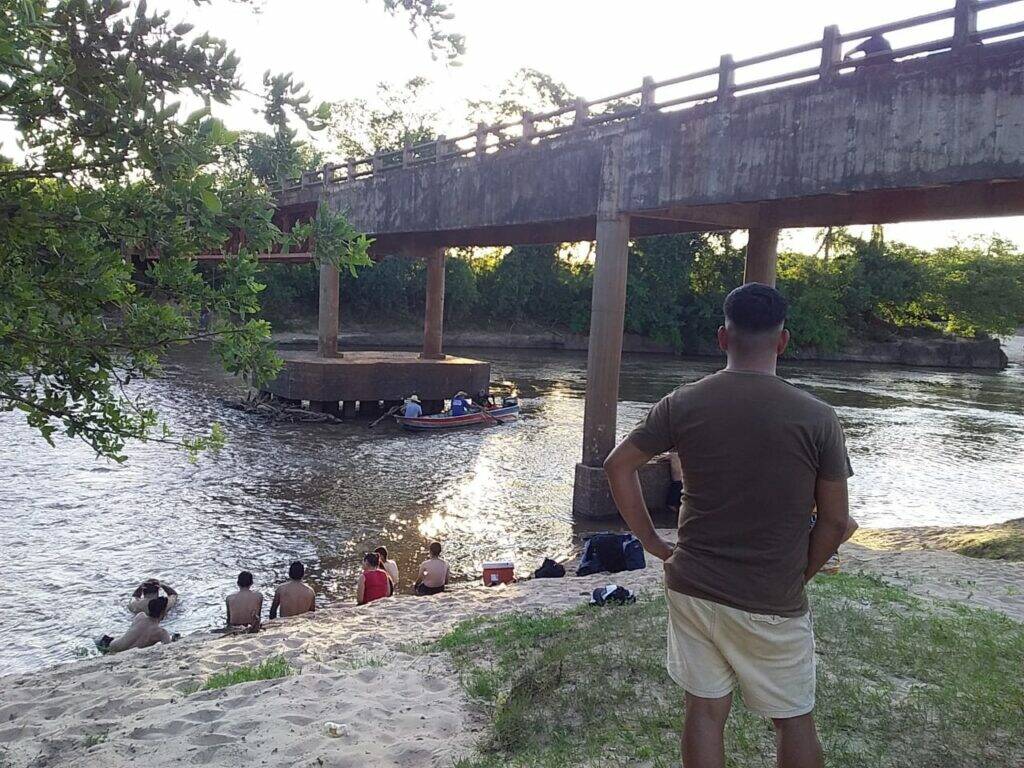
450, 391, 470, 416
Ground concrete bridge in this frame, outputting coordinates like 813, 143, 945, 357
270, 0, 1024, 517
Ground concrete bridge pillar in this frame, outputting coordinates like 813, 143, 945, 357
744, 227, 779, 286
317, 258, 340, 357
421, 247, 446, 360
574, 139, 630, 518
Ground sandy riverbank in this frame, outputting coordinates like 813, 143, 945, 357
2, 536, 1022, 768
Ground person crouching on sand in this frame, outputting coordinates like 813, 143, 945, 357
414, 541, 449, 596
357, 552, 393, 605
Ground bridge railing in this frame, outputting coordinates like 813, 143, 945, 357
276, 0, 1024, 195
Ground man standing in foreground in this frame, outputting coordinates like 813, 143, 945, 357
604, 283, 852, 768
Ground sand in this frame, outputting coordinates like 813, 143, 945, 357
0, 566, 666, 768
2, 536, 1021, 768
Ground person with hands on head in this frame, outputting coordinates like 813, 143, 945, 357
127, 579, 177, 616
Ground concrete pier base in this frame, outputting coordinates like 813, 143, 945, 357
360, 400, 382, 419
342, 401, 357, 420
261, 351, 490, 409
572, 456, 675, 520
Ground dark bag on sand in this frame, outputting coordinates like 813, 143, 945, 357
577, 533, 646, 576
534, 558, 566, 579
590, 584, 636, 606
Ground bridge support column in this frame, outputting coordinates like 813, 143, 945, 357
317, 258, 340, 357
744, 227, 779, 286
574, 211, 631, 518
421, 247, 445, 359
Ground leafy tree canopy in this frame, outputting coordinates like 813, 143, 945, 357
0, 0, 457, 459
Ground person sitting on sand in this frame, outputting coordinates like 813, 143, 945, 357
127, 579, 178, 616
414, 542, 449, 596
375, 546, 399, 587
402, 394, 422, 418
357, 552, 393, 605
225, 571, 263, 631
100, 597, 173, 653
269, 561, 316, 619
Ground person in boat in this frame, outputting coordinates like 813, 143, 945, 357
375, 546, 399, 587
269, 561, 316, 619
450, 391, 471, 416
402, 394, 423, 418
127, 579, 178, 617
357, 552, 393, 605
99, 596, 173, 653
225, 570, 263, 631
414, 541, 450, 596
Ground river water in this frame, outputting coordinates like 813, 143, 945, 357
2, 347, 1023, 674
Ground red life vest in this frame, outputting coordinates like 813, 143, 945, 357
362, 570, 389, 604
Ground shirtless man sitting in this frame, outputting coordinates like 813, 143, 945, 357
414, 542, 449, 596
99, 596, 173, 653
127, 579, 178, 616
225, 571, 263, 631
269, 561, 316, 619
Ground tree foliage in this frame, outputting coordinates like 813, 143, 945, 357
466, 68, 576, 124
1, 0, 474, 458
328, 77, 440, 158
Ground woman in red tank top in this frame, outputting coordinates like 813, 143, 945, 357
357, 552, 392, 605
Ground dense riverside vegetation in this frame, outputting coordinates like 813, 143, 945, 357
259, 229, 1024, 352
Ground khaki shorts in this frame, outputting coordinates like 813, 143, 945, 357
665, 588, 815, 719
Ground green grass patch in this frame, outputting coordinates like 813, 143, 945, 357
200, 655, 292, 691
439, 574, 1024, 768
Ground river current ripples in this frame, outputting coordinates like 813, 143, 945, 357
2, 346, 1022, 673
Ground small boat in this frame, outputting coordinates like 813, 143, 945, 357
395, 404, 520, 431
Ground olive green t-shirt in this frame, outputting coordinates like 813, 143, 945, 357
629, 370, 852, 617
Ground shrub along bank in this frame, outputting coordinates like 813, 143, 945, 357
258, 231, 1024, 355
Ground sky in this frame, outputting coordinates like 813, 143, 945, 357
27, 0, 1024, 251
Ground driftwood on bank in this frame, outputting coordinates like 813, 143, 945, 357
221, 394, 343, 424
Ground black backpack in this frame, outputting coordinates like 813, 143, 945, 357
534, 558, 566, 579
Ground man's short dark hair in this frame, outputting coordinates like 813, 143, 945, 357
429, 541, 442, 557
142, 580, 160, 597
288, 561, 305, 580
147, 596, 168, 619
364, 552, 380, 568
237, 571, 254, 588
374, 546, 388, 561
723, 283, 788, 333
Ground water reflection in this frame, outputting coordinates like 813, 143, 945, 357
1, 345, 1022, 674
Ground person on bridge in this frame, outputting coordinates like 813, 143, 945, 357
356, 552, 393, 605
604, 283, 852, 768
269, 561, 316, 619
844, 33, 892, 64
450, 391, 471, 416
402, 394, 423, 418
225, 570, 263, 631
127, 579, 177, 617
414, 541, 449, 596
